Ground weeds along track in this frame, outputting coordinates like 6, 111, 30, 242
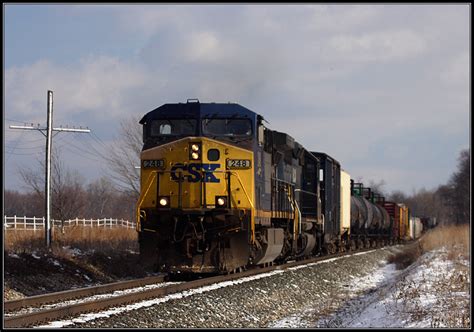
4, 246, 394, 328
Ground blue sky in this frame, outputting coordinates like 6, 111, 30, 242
4, 4, 470, 195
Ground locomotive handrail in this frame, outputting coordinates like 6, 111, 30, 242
207, 170, 254, 209
271, 177, 294, 186
294, 198, 302, 237
136, 171, 158, 231
216, 170, 256, 244
295, 188, 318, 197
285, 185, 300, 241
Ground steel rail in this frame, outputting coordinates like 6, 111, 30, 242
4, 275, 166, 312
4, 247, 382, 328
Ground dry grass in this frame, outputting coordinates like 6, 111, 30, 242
386, 225, 471, 327
387, 224, 470, 270
390, 246, 471, 328
420, 224, 470, 258
4, 226, 138, 254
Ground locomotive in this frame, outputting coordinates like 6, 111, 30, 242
136, 100, 412, 274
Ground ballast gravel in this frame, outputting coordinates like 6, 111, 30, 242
65, 247, 402, 328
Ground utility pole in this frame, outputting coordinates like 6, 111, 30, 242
9, 90, 91, 247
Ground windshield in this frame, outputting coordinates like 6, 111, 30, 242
150, 119, 197, 136
202, 118, 252, 137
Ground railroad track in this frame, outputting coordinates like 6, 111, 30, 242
4, 275, 167, 313
3, 246, 391, 328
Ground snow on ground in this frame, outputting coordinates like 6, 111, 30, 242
272, 246, 470, 328
61, 246, 86, 257
268, 261, 400, 328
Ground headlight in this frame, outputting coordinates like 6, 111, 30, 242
215, 196, 228, 208
158, 196, 170, 207
189, 143, 201, 160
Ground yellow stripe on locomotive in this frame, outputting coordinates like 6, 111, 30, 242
137, 136, 255, 225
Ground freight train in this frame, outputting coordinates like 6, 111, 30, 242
136, 100, 418, 274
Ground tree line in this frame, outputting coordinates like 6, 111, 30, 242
4, 176, 138, 222
386, 149, 470, 225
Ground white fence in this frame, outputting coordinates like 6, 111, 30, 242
4, 216, 136, 231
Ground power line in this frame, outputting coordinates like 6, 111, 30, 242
56, 132, 104, 160
5, 118, 42, 124
74, 133, 107, 159
5, 143, 46, 150
4, 150, 44, 156
90, 131, 108, 147
5, 130, 27, 162
5, 133, 47, 143
63, 141, 102, 162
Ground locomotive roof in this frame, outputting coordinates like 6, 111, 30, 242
139, 101, 258, 124
310, 151, 341, 166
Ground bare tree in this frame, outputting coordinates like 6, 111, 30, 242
103, 115, 142, 197
4, 190, 43, 217
18, 146, 86, 221
387, 190, 407, 203
436, 184, 456, 225
85, 177, 116, 217
440, 149, 470, 224
385, 149, 470, 226
112, 193, 138, 221
50, 157, 86, 221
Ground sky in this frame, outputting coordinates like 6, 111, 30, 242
3, 4, 471, 195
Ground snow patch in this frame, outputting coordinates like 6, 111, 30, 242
316, 249, 470, 328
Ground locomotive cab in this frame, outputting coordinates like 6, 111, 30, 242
140, 100, 257, 151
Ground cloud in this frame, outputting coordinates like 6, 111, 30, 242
185, 31, 221, 62
440, 51, 469, 86
323, 29, 426, 62
5, 55, 147, 124
305, 5, 380, 33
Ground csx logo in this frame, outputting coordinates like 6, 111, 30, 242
170, 163, 220, 183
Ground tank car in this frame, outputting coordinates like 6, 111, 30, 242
349, 181, 391, 248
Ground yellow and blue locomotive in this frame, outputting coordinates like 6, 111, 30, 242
136, 100, 400, 274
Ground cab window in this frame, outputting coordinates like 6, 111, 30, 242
202, 118, 252, 137
150, 119, 197, 136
